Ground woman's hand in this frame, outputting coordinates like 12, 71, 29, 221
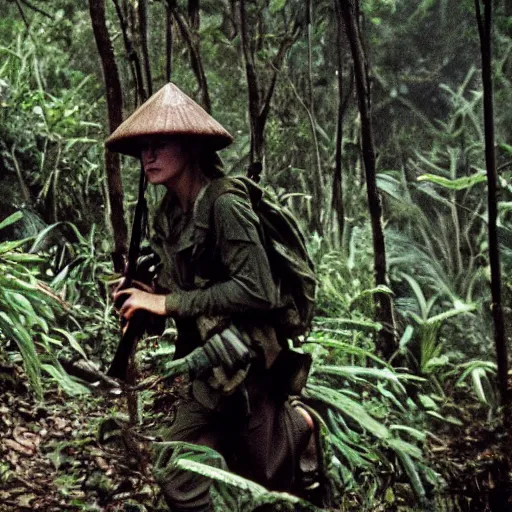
113, 288, 167, 320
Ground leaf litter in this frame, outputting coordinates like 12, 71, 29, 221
0, 361, 179, 511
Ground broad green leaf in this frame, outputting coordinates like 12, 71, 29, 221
29, 222, 64, 253
499, 143, 512, 155
377, 173, 403, 201
306, 384, 390, 440
417, 172, 486, 190
399, 325, 414, 350
387, 437, 423, 460
41, 364, 90, 396
417, 394, 438, 410
426, 411, 463, 425
394, 450, 426, 500
314, 317, 383, 331
53, 328, 88, 359
0, 312, 42, 399
498, 201, 512, 213
10, 291, 37, 317
0, 211, 23, 231
305, 338, 389, 366
471, 367, 491, 404
389, 425, 427, 443
0, 238, 33, 254
40, 333, 63, 347
426, 302, 476, 324
318, 365, 407, 393
1, 253, 45, 263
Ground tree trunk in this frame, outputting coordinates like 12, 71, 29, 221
138, 0, 152, 97
88, 0, 128, 271
305, 0, 323, 235
475, 0, 509, 410
165, 1, 174, 82
238, 0, 301, 177
188, 0, 200, 30
337, 0, 397, 359
239, 0, 262, 169
172, 5, 211, 112
332, 0, 345, 248
112, 0, 146, 108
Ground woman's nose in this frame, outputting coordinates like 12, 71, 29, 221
143, 146, 156, 162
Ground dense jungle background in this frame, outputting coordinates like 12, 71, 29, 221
1, 0, 512, 510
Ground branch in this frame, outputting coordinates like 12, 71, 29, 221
19, 0, 54, 19
474, 0, 485, 43
172, 8, 211, 111
239, 0, 260, 114
14, 0, 31, 32
260, 24, 300, 124
111, 0, 146, 105
138, 0, 152, 97
165, 1, 173, 82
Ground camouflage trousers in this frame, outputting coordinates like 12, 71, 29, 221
152, 362, 311, 512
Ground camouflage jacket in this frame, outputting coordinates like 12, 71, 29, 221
151, 179, 283, 367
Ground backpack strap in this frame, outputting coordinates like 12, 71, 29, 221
193, 176, 262, 235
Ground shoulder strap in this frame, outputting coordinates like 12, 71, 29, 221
194, 177, 251, 231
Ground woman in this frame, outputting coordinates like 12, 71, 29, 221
106, 83, 318, 512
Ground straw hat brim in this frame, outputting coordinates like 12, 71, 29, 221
105, 83, 233, 157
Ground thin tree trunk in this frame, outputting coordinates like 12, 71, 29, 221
239, 0, 262, 168
239, 0, 300, 175
475, 0, 509, 409
89, 0, 128, 271
188, 0, 200, 30
338, 0, 397, 359
138, 0, 152, 97
305, 0, 323, 235
172, 6, 211, 112
165, 1, 173, 82
112, 0, 146, 107
332, 0, 345, 248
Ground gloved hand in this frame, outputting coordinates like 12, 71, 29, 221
187, 324, 255, 393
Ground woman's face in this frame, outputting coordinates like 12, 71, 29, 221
140, 137, 190, 187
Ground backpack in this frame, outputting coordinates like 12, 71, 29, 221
195, 176, 316, 342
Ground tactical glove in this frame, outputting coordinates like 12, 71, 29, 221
186, 324, 255, 393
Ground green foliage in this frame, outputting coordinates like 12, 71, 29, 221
0, 212, 90, 399
302, 329, 438, 508
2, 0, 512, 508
0, 26, 106, 233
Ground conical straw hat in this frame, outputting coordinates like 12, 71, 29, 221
106, 83, 233, 156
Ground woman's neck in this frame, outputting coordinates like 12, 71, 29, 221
165, 162, 208, 212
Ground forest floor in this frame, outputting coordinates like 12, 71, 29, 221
0, 359, 179, 512
1, 360, 512, 512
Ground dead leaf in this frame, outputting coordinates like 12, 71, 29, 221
95, 456, 109, 471
52, 417, 67, 430
16, 492, 37, 507
4, 438, 34, 456
13, 426, 39, 451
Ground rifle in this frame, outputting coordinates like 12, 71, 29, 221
107, 163, 149, 381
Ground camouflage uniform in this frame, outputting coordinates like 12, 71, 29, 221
150, 181, 311, 511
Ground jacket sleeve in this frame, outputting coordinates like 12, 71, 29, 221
164, 193, 279, 317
